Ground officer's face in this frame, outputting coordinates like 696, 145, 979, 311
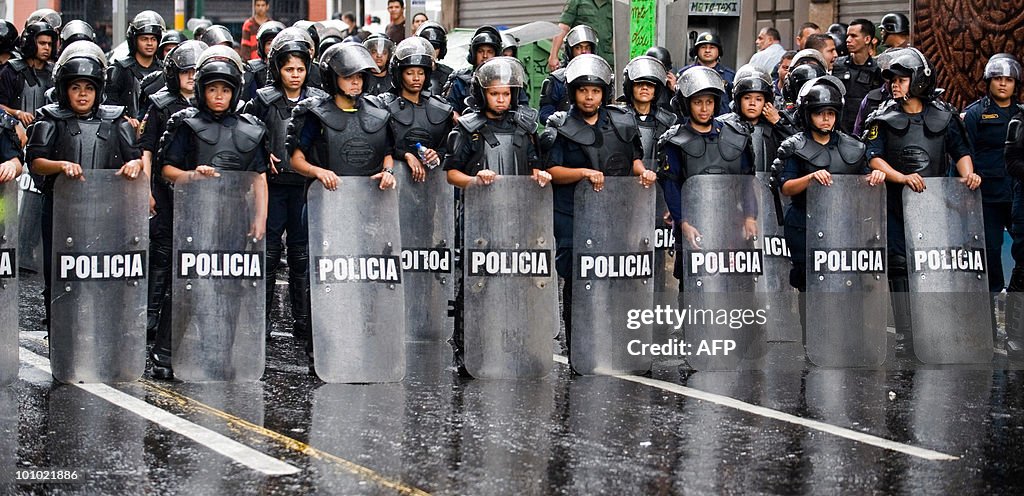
371, 50, 389, 72
205, 81, 233, 113
178, 68, 196, 94
811, 109, 836, 132
572, 42, 593, 58
846, 24, 871, 54
474, 45, 496, 66
574, 84, 603, 115
697, 44, 719, 64
890, 76, 910, 99
689, 94, 715, 124
990, 76, 1017, 102
632, 81, 656, 105
67, 79, 96, 114
484, 86, 511, 114
337, 73, 364, 96
280, 56, 307, 92
401, 67, 425, 93
35, 34, 53, 61
739, 92, 765, 120
137, 34, 159, 57
262, 40, 273, 58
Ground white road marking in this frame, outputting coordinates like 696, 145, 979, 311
552, 354, 958, 461
19, 348, 301, 476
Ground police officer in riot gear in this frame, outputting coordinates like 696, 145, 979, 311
621, 55, 678, 169
778, 77, 885, 292
415, 21, 453, 96
59, 20, 96, 56
318, 28, 345, 58
444, 57, 549, 375
832, 18, 882, 133
681, 32, 737, 114
445, 25, 514, 117
1003, 83, 1024, 360
159, 30, 185, 58
544, 54, 656, 360
363, 33, 395, 97
200, 24, 234, 47
26, 41, 144, 335
379, 37, 454, 183
138, 30, 191, 114
780, 63, 827, 129
243, 33, 328, 346
879, 13, 912, 50
723, 65, 797, 173
643, 46, 678, 112
241, 20, 286, 101
539, 24, 599, 123
0, 21, 18, 65
0, 21, 57, 127
139, 40, 208, 347
863, 48, 980, 358
106, 11, 165, 123
657, 66, 757, 267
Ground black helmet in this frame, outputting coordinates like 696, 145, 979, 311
565, 53, 614, 104
293, 21, 323, 54
797, 76, 846, 131
880, 13, 910, 39
274, 26, 316, 53
644, 46, 673, 72
19, 21, 57, 60
984, 54, 1022, 82
622, 55, 667, 105
267, 36, 312, 88
60, 20, 96, 54
501, 32, 518, 58
390, 37, 435, 92
791, 48, 828, 72
783, 63, 827, 103
200, 25, 233, 47
828, 23, 848, 57
164, 40, 208, 94
690, 31, 722, 59
881, 47, 935, 99
731, 64, 774, 112
363, 32, 395, 70
0, 21, 17, 54
319, 42, 378, 97
673, 66, 726, 117
318, 28, 345, 57
194, 45, 245, 112
471, 56, 527, 112
415, 21, 447, 59
467, 25, 502, 65
127, 11, 166, 56
188, 18, 213, 40
159, 30, 186, 55
53, 41, 107, 111
256, 21, 286, 59
563, 24, 598, 63
26, 9, 61, 31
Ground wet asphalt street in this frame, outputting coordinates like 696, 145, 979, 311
7, 270, 1024, 495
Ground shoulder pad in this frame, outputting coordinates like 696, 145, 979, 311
362, 94, 387, 110
141, 70, 162, 87
246, 59, 267, 72
457, 111, 487, 133
551, 68, 567, 83
7, 59, 27, 72
924, 101, 955, 134
165, 107, 200, 140
454, 66, 473, 83
149, 89, 178, 110
38, 103, 73, 119
776, 133, 805, 160
606, 105, 639, 142
305, 87, 329, 101
513, 107, 539, 133
182, 113, 218, 145
836, 132, 866, 164
865, 100, 909, 131
376, 92, 399, 107
654, 108, 679, 130
425, 95, 455, 125
553, 113, 596, 145
545, 110, 569, 128
235, 113, 268, 151
96, 105, 127, 120
256, 86, 283, 106
115, 57, 134, 69
661, 124, 696, 149
359, 101, 390, 133
719, 115, 751, 135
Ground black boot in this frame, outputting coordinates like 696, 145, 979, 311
145, 242, 172, 343
287, 247, 311, 342
264, 242, 284, 339
1005, 268, 1024, 361
889, 276, 915, 360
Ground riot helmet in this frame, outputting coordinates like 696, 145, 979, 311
127, 10, 166, 56
415, 21, 448, 59
60, 20, 96, 53
188, 18, 213, 40
267, 36, 313, 88
256, 21, 287, 59
363, 33, 395, 72
644, 46, 674, 72
690, 31, 723, 60
881, 47, 936, 100
467, 25, 502, 66
565, 53, 614, 104
53, 41, 107, 111
731, 64, 775, 112
828, 23, 849, 57
159, 30, 186, 57
318, 28, 345, 56
783, 63, 827, 103
293, 21, 323, 54
26, 9, 61, 31
880, 13, 911, 38
563, 24, 598, 62
164, 40, 208, 94
0, 21, 17, 54
501, 31, 518, 58
19, 21, 57, 60
797, 76, 846, 132
319, 42, 378, 98
471, 56, 526, 113
622, 55, 667, 105
791, 48, 828, 72
200, 25, 234, 47
984, 54, 1022, 82
673, 65, 726, 117
390, 37, 436, 92
194, 45, 245, 113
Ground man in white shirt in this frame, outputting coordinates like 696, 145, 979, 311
748, 26, 785, 73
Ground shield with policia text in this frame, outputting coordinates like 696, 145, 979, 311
653, 185, 679, 344
678, 174, 766, 371
805, 176, 888, 367
172, 171, 266, 382
572, 177, 655, 375
903, 177, 992, 364
307, 179, 406, 383
394, 161, 454, 342
463, 176, 557, 379
50, 171, 148, 383
755, 171, 801, 342
17, 173, 43, 272
0, 180, 17, 385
